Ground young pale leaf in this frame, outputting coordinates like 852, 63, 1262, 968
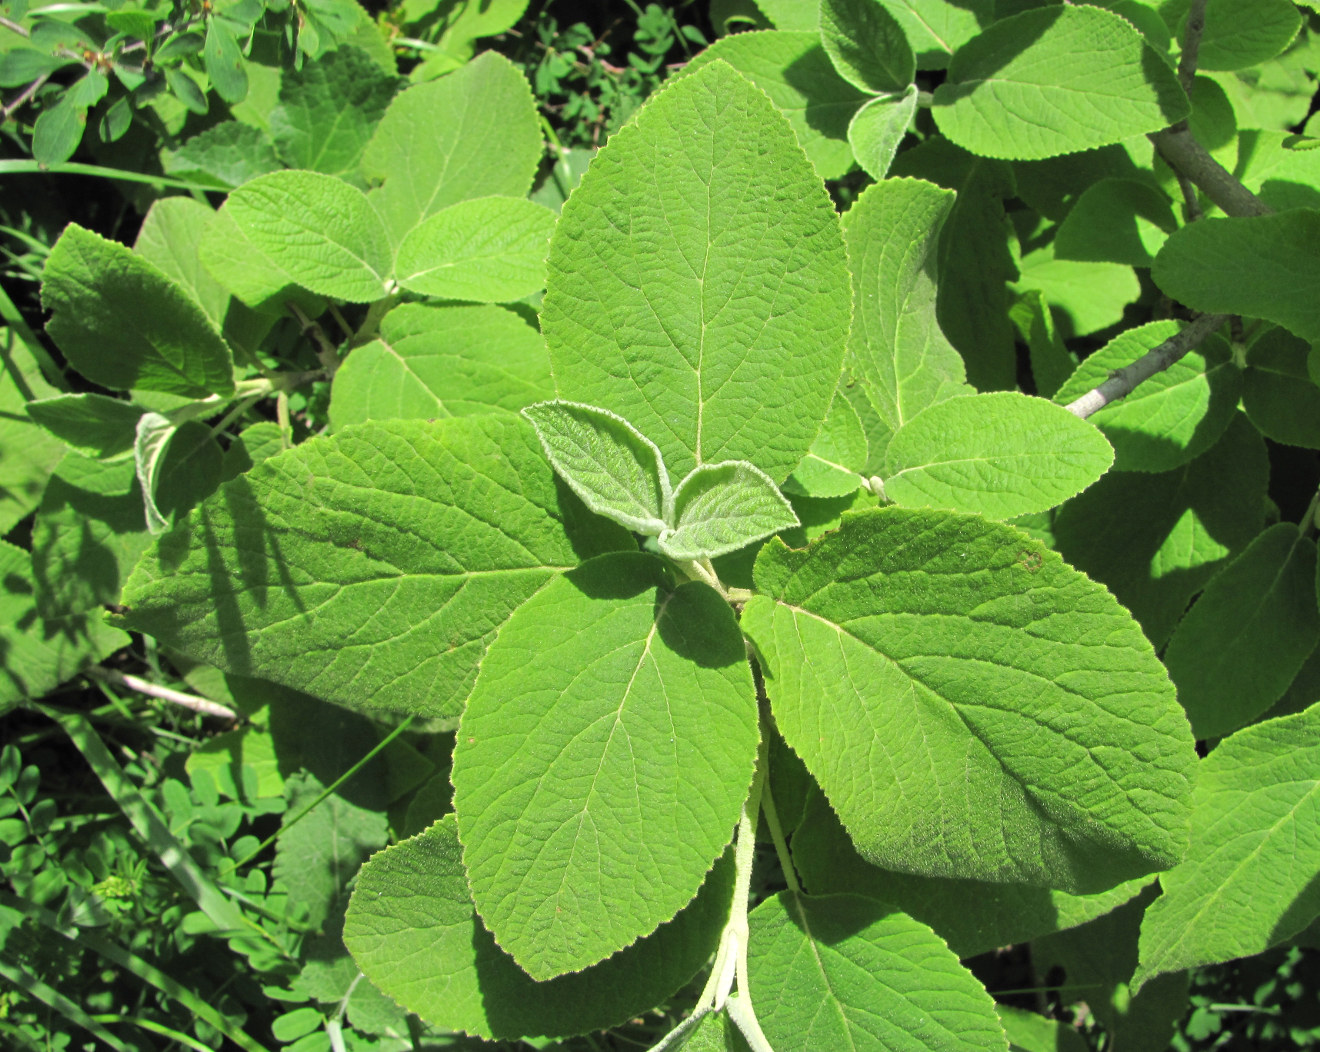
328, 303, 551, 428
658, 461, 798, 560
681, 32, 870, 180
522, 400, 671, 535
841, 177, 971, 465
1052, 320, 1241, 473
1135, 703, 1320, 990
848, 88, 918, 179
26, 394, 143, 460
344, 815, 733, 1040
119, 416, 618, 721
1242, 326, 1320, 449
210, 170, 392, 303
543, 61, 852, 486
792, 790, 1150, 959
363, 51, 541, 247
42, 225, 235, 398
882, 392, 1114, 519
748, 892, 1008, 1052
742, 508, 1196, 892
1196, 0, 1302, 71
134, 412, 177, 535
394, 197, 555, 303
1162, 523, 1319, 741
452, 553, 758, 979
1054, 413, 1268, 648
932, 5, 1188, 161
1152, 210, 1320, 343
819, 0, 915, 93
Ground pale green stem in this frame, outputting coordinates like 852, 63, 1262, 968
673, 556, 729, 600
759, 778, 800, 895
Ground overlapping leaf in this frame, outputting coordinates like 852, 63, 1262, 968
1242, 325, 1320, 448
742, 508, 1196, 892
659, 461, 798, 560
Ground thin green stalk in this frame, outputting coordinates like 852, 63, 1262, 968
759, 778, 799, 895
0, 951, 131, 1052
0, 285, 65, 391
0, 159, 227, 193
90, 1015, 228, 1052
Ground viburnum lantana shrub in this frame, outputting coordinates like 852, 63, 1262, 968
11, 0, 1320, 1048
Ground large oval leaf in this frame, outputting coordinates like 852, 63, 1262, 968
741, 508, 1196, 892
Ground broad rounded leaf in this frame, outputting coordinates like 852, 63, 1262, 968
208, 169, 392, 303
874, 0, 991, 70
748, 892, 1008, 1052
932, 6, 1189, 161
820, 0, 915, 93
542, 61, 852, 485
1242, 326, 1320, 449
882, 392, 1114, 519
742, 508, 1196, 892
1151, 210, 1320, 343
1135, 703, 1320, 989
1054, 178, 1178, 267
26, 393, 143, 460
394, 197, 555, 302
1162, 523, 1319, 741
42, 225, 235, 398
522, 400, 671, 535
1052, 320, 1241, 473
119, 416, 614, 721
344, 815, 733, 1040
659, 460, 799, 560
452, 553, 758, 978
1196, 0, 1301, 72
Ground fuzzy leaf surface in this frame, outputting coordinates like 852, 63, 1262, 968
742, 508, 1196, 892
119, 416, 612, 721
207, 170, 392, 303
1152, 210, 1320, 343
42, 225, 235, 398
328, 303, 551, 428
848, 88, 918, 179
932, 6, 1188, 161
1052, 321, 1240, 472
659, 461, 798, 560
1135, 703, 1320, 988
1163, 523, 1319, 740
394, 197, 555, 302
452, 553, 757, 978
363, 51, 541, 246
820, 0, 915, 93
344, 815, 733, 1039
522, 400, 671, 535
883, 392, 1114, 519
544, 62, 851, 486
841, 177, 970, 465
748, 892, 1008, 1051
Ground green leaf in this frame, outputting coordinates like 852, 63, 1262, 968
1196, 0, 1301, 72
363, 50, 541, 247
133, 411, 176, 534
742, 507, 1196, 892
1241, 325, 1320, 449
42, 224, 235, 398
119, 416, 615, 721
522, 400, 671, 535
132, 197, 230, 329
751, 0, 817, 30
1012, 248, 1140, 338
1162, 523, 1319, 741
1135, 703, 1320, 989
394, 197, 555, 302
344, 815, 734, 1039
0, 329, 65, 535
452, 553, 758, 978
847, 87, 917, 179
819, 0, 915, 93
269, 46, 397, 180
203, 17, 247, 104
206, 170, 392, 303
1009, 289, 1075, 400
792, 790, 1150, 959
543, 61, 852, 486
841, 176, 971, 467
1053, 413, 1269, 648
681, 32, 870, 180
783, 391, 868, 499
166, 66, 209, 114
32, 88, 88, 166
872, 0, 991, 70
659, 460, 798, 560
165, 122, 282, 189
932, 6, 1189, 161
26, 393, 142, 460
328, 303, 551, 428
748, 892, 1008, 1052
998, 1006, 1088, 1052
1152, 210, 1320, 343
1054, 178, 1178, 267
196, 207, 327, 316
1052, 320, 1241, 472
881, 392, 1114, 519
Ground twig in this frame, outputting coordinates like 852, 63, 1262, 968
86, 667, 238, 721
1065, 313, 1228, 419
0, 15, 28, 35
1176, 0, 1208, 98
3, 73, 50, 121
